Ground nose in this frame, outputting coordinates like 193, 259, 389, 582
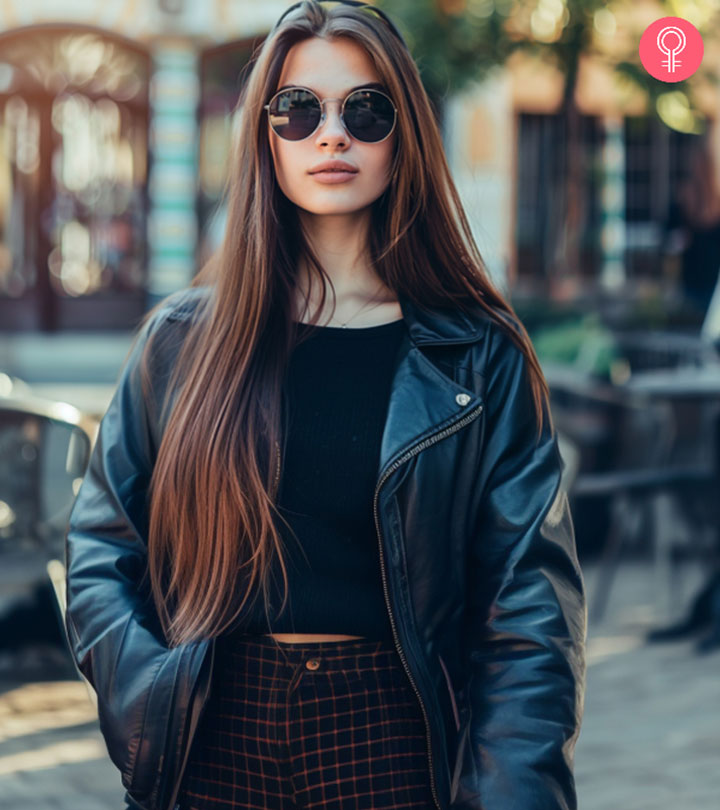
315, 98, 348, 147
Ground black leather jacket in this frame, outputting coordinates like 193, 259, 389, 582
64, 285, 586, 810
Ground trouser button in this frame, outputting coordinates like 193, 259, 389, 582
305, 658, 320, 670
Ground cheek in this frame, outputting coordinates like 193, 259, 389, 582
272, 139, 306, 187
269, 137, 294, 193
371, 143, 395, 187
269, 136, 282, 176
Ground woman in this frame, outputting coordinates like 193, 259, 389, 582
63, 2, 587, 810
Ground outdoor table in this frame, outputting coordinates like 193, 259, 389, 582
542, 359, 720, 624
616, 365, 720, 622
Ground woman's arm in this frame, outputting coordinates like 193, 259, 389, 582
63, 306, 185, 795
454, 330, 587, 810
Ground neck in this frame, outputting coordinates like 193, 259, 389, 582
294, 208, 397, 323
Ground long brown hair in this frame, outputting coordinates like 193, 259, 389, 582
131, 0, 553, 647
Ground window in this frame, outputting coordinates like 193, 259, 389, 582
0, 25, 150, 331
515, 111, 603, 285
624, 115, 702, 281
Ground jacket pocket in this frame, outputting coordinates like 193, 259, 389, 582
125, 645, 182, 797
156, 637, 215, 810
437, 652, 460, 733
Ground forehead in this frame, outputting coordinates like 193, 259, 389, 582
276, 36, 382, 96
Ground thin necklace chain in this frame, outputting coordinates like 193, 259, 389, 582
328, 282, 389, 328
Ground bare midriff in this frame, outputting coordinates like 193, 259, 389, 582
265, 633, 365, 642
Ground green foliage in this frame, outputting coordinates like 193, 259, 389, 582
375, 0, 521, 103
531, 315, 616, 376
375, 0, 719, 131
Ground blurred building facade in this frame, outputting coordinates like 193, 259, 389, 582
0, 0, 718, 412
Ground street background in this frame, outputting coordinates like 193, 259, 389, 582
1, 1, 720, 809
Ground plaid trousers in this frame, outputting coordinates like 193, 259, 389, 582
175, 633, 435, 809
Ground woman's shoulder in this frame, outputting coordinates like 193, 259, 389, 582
135, 287, 213, 352
155, 285, 212, 325
129, 287, 212, 382
455, 301, 526, 370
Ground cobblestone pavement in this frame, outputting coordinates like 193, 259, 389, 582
576, 559, 719, 810
0, 557, 717, 810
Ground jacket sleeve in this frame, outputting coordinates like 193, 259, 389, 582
455, 328, 587, 810
63, 305, 179, 790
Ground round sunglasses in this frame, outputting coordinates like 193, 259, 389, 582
264, 86, 397, 143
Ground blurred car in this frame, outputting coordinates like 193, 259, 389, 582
0, 375, 98, 654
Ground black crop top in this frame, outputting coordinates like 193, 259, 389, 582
225, 316, 406, 642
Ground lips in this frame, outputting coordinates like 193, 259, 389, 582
309, 160, 358, 174
309, 169, 359, 184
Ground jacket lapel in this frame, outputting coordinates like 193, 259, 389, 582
376, 292, 487, 479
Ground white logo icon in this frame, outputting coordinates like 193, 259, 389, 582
657, 26, 686, 73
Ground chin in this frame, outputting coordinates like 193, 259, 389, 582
294, 197, 375, 216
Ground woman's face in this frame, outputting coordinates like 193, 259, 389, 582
267, 36, 396, 217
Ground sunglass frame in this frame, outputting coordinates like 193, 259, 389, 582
263, 86, 398, 143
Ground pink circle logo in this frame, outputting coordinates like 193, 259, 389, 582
639, 17, 703, 82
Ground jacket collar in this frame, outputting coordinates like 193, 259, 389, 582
376, 292, 487, 478
168, 285, 486, 478
396, 291, 488, 346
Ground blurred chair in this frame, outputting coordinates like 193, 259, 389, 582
609, 329, 718, 374
568, 390, 719, 625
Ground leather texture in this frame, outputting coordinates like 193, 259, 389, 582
64, 285, 587, 810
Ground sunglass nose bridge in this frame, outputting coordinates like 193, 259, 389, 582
316, 97, 346, 132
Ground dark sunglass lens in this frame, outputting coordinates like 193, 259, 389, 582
344, 90, 395, 142
268, 89, 321, 140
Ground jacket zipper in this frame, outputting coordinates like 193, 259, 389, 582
372, 401, 484, 810
275, 438, 281, 490
170, 402, 482, 810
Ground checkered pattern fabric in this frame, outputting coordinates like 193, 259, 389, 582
176, 633, 435, 809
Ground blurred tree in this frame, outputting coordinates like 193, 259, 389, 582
374, 0, 720, 283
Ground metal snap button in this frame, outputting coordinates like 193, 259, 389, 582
455, 393, 471, 406
305, 658, 320, 670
